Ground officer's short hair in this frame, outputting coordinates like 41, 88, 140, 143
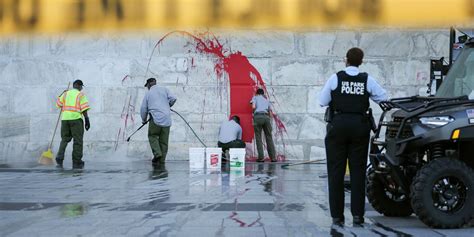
256, 88, 264, 95
231, 115, 240, 125
346, 48, 364, 67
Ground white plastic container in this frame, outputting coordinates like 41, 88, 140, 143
205, 148, 222, 170
229, 148, 246, 169
189, 147, 205, 169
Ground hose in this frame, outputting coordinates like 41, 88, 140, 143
171, 109, 208, 148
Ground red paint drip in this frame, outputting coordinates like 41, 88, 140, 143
121, 75, 131, 85
117, 94, 136, 145
149, 31, 288, 161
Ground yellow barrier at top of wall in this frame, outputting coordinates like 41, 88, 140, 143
0, 0, 473, 34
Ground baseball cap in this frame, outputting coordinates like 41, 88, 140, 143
144, 78, 156, 87
73, 79, 84, 86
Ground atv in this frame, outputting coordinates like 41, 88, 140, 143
367, 35, 474, 228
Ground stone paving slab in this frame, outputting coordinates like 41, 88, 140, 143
0, 161, 473, 237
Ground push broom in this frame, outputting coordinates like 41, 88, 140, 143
39, 83, 70, 165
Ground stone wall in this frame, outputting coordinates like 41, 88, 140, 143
0, 29, 450, 162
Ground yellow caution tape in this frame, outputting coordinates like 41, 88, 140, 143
0, 0, 473, 34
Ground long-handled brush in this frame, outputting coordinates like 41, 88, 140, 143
39, 83, 70, 165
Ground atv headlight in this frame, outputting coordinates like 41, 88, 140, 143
419, 116, 454, 128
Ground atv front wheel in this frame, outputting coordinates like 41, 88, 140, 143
411, 158, 474, 228
367, 169, 413, 217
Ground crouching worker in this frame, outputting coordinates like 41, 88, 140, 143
141, 78, 177, 168
218, 115, 246, 161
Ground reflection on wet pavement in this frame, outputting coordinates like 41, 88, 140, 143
0, 161, 472, 236
61, 203, 87, 217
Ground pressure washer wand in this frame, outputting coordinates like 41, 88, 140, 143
126, 118, 151, 142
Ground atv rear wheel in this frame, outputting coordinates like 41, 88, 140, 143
411, 158, 474, 228
367, 169, 413, 217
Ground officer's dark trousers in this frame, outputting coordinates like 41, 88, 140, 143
325, 114, 370, 219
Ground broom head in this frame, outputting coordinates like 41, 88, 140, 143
39, 149, 54, 165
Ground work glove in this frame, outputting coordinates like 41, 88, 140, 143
142, 120, 148, 125
85, 117, 90, 131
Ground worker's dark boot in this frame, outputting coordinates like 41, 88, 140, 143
352, 216, 364, 226
56, 158, 63, 168
256, 158, 265, 163
151, 163, 168, 179
72, 161, 84, 169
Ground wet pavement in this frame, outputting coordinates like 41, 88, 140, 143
0, 160, 473, 237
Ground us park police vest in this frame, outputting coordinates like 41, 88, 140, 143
330, 71, 370, 114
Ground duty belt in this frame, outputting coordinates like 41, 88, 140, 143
333, 110, 367, 115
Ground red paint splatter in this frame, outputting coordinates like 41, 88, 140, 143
229, 211, 262, 227
115, 93, 136, 149
148, 31, 287, 161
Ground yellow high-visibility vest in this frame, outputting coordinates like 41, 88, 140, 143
56, 89, 90, 120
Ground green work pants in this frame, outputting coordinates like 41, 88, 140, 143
56, 119, 84, 162
148, 121, 170, 163
253, 114, 276, 161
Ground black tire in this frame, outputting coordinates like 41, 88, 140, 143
367, 169, 413, 217
411, 158, 474, 228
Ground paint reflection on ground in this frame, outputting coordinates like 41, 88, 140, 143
1, 161, 472, 236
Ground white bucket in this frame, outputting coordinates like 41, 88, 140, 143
205, 148, 222, 170
189, 147, 205, 169
229, 148, 246, 169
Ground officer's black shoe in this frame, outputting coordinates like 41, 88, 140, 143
270, 158, 277, 162
256, 158, 265, 163
72, 161, 84, 169
55, 158, 63, 168
332, 218, 344, 226
352, 216, 364, 226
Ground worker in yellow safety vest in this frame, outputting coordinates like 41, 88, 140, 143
55, 80, 91, 169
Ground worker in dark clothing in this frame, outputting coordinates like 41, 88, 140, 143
140, 78, 177, 168
217, 115, 246, 160
250, 88, 276, 162
319, 48, 388, 226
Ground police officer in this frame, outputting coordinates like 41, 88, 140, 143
140, 78, 177, 168
217, 115, 246, 160
250, 88, 276, 162
55, 80, 91, 169
319, 48, 387, 226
